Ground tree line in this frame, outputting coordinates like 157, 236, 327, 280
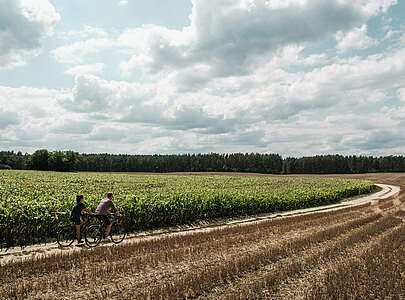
1, 150, 405, 174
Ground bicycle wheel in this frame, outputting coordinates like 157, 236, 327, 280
57, 225, 75, 247
110, 222, 126, 244
85, 224, 102, 247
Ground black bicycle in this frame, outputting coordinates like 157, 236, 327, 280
56, 214, 92, 247
85, 214, 126, 247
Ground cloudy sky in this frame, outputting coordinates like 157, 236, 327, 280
0, 0, 404, 157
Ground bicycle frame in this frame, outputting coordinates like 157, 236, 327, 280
56, 214, 92, 247
85, 214, 126, 247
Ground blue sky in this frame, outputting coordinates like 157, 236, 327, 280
0, 0, 404, 156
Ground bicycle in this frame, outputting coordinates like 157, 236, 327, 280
85, 214, 126, 247
56, 214, 93, 247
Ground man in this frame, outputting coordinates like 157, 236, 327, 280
94, 192, 121, 241
69, 194, 93, 245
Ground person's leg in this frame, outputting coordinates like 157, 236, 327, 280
105, 223, 112, 237
75, 224, 81, 241
79, 218, 84, 241
100, 215, 112, 239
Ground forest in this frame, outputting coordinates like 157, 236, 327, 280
0, 149, 404, 174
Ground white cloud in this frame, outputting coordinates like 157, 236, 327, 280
57, 45, 405, 154
339, 129, 404, 151
118, 0, 128, 6
335, 24, 377, 52
119, 0, 397, 86
65, 63, 105, 76
0, 85, 70, 149
51, 38, 113, 64
0, 86, 66, 126
400, 31, 405, 46
398, 88, 405, 102
88, 126, 128, 141
51, 120, 93, 135
383, 29, 399, 40
60, 74, 157, 114
0, 0, 60, 69
266, 45, 329, 69
356, 0, 398, 16
65, 25, 108, 40
0, 108, 20, 129
119, 25, 193, 75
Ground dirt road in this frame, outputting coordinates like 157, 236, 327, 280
1, 173, 404, 299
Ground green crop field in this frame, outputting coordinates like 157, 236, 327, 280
0, 170, 374, 248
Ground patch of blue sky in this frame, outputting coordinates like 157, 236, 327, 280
0, 49, 72, 89
0, 0, 193, 88
386, 0, 405, 23
50, 0, 192, 31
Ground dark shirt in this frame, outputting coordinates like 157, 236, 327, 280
70, 202, 86, 220
95, 198, 116, 215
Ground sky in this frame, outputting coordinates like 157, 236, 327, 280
0, 0, 404, 157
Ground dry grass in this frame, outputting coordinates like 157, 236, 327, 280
1, 173, 404, 299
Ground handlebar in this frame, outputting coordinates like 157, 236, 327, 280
110, 212, 122, 217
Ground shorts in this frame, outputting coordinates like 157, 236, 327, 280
95, 215, 111, 226
70, 217, 81, 226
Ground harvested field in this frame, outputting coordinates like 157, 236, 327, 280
1, 173, 404, 299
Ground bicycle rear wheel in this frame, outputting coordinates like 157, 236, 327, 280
57, 225, 75, 247
110, 222, 126, 244
85, 224, 102, 247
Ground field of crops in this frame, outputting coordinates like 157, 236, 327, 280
1, 173, 404, 299
1, 172, 404, 299
0, 170, 374, 248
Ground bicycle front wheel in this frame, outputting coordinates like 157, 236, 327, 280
57, 225, 75, 247
85, 224, 102, 247
110, 222, 126, 244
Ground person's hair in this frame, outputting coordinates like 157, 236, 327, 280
76, 195, 84, 203
106, 192, 113, 199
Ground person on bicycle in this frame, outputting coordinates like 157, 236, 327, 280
94, 192, 121, 241
69, 194, 93, 245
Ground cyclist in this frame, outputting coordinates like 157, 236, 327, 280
69, 194, 93, 245
94, 192, 121, 241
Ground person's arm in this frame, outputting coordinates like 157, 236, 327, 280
84, 208, 93, 215
111, 201, 121, 216
79, 203, 88, 215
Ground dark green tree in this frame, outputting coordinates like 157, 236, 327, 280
28, 149, 50, 171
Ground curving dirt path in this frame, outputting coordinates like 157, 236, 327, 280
1, 173, 404, 299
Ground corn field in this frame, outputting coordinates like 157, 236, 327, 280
0, 170, 374, 248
